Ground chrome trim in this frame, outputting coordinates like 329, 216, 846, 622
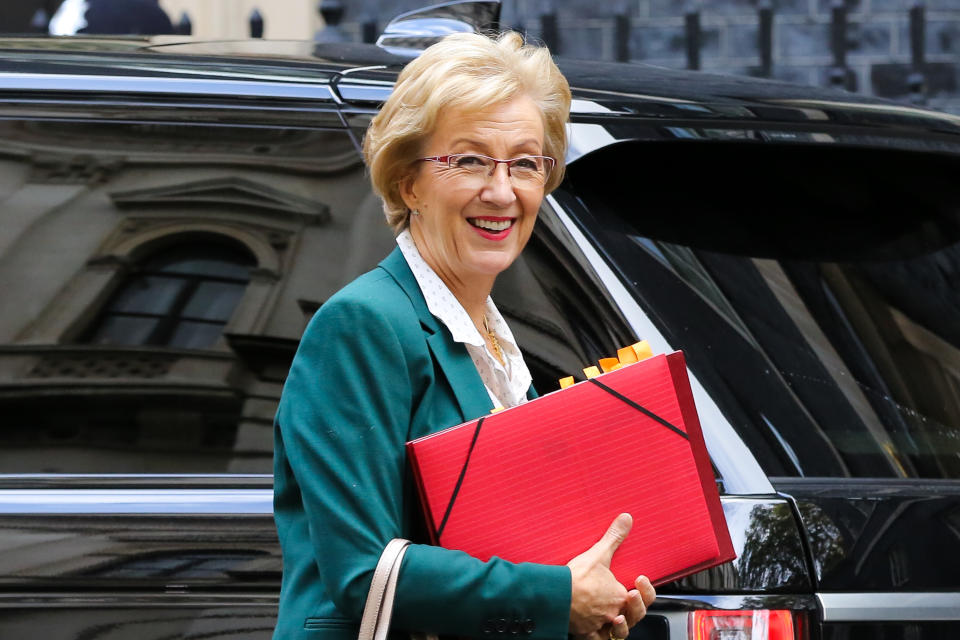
570, 99, 616, 114
0, 592, 279, 608
0, 488, 273, 514
544, 194, 774, 495
567, 120, 619, 164
0, 473, 273, 489
337, 65, 389, 77
818, 592, 960, 622
664, 611, 688, 640
771, 98, 960, 126
656, 594, 818, 610
336, 83, 393, 104
0, 73, 336, 101
376, 0, 501, 58
332, 65, 391, 103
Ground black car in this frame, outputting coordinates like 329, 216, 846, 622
0, 3, 958, 639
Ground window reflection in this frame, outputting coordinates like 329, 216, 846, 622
568, 207, 960, 479
564, 141, 960, 480
78, 550, 274, 580
83, 242, 254, 349
0, 118, 367, 474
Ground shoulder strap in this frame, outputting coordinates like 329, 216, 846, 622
359, 538, 412, 640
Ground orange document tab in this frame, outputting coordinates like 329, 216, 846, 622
598, 357, 621, 373
406, 351, 736, 588
617, 346, 639, 364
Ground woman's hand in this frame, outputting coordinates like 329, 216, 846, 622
567, 513, 630, 636
567, 514, 657, 640
603, 575, 657, 640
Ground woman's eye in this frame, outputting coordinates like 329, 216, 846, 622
512, 158, 539, 171
453, 155, 487, 168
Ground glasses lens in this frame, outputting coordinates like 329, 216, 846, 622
509, 157, 549, 184
450, 154, 493, 173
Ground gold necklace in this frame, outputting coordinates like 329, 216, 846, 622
482, 314, 505, 365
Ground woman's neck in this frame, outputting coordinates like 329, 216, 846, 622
408, 228, 495, 329
420, 253, 504, 365
438, 269, 492, 329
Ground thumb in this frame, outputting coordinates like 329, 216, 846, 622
590, 513, 633, 567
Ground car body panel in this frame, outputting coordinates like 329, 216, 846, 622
0, 486, 810, 639
779, 480, 960, 592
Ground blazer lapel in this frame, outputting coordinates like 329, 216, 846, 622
379, 248, 494, 422
425, 331, 494, 420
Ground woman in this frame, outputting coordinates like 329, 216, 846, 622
272, 31, 655, 640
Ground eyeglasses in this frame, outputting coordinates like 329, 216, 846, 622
418, 154, 556, 187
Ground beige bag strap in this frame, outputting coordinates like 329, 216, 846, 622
359, 538, 412, 640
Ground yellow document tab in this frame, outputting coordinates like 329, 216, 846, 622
632, 340, 653, 361
583, 366, 601, 379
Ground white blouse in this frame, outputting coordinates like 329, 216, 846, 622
396, 229, 532, 409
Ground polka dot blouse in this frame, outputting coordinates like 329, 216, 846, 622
396, 229, 532, 409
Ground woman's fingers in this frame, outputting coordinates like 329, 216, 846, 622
620, 575, 657, 628
621, 590, 645, 627
589, 617, 629, 640
588, 513, 633, 567
636, 575, 656, 607
571, 573, 656, 637
610, 614, 630, 640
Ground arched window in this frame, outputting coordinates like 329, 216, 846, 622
83, 241, 255, 349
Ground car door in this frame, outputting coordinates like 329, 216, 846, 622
0, 50, 378, 639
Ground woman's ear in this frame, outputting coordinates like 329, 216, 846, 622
399, 171, 419, 213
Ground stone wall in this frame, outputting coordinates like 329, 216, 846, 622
341, 0, 960, 115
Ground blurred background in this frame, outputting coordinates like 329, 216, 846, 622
1, 0, 958, 113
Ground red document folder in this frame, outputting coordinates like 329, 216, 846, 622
406, 351, 735, 587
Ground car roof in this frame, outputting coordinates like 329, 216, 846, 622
0, 34, 958, 138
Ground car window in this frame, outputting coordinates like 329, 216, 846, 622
563, 139, 960, 479
0, 117, 374, 474
0, 116, 633, 474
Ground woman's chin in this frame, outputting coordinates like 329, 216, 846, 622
464, 250, 520, 278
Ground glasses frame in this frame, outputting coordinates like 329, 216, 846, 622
418, 153, 556, 183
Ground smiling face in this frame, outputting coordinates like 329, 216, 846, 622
401, 95, 546, 293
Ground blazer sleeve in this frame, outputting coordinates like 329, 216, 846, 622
276, 288, 571, 639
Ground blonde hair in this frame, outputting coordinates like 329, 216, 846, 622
363, 31, 571, 233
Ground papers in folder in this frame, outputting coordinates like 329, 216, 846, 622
406, 349, 736, 587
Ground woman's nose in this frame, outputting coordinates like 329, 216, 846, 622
480, 163, 517, 205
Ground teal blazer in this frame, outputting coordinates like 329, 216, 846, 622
272, 247, 571, 640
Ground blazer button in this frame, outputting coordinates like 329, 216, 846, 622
522, 619, 535, 635
496, 618, 508, 633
